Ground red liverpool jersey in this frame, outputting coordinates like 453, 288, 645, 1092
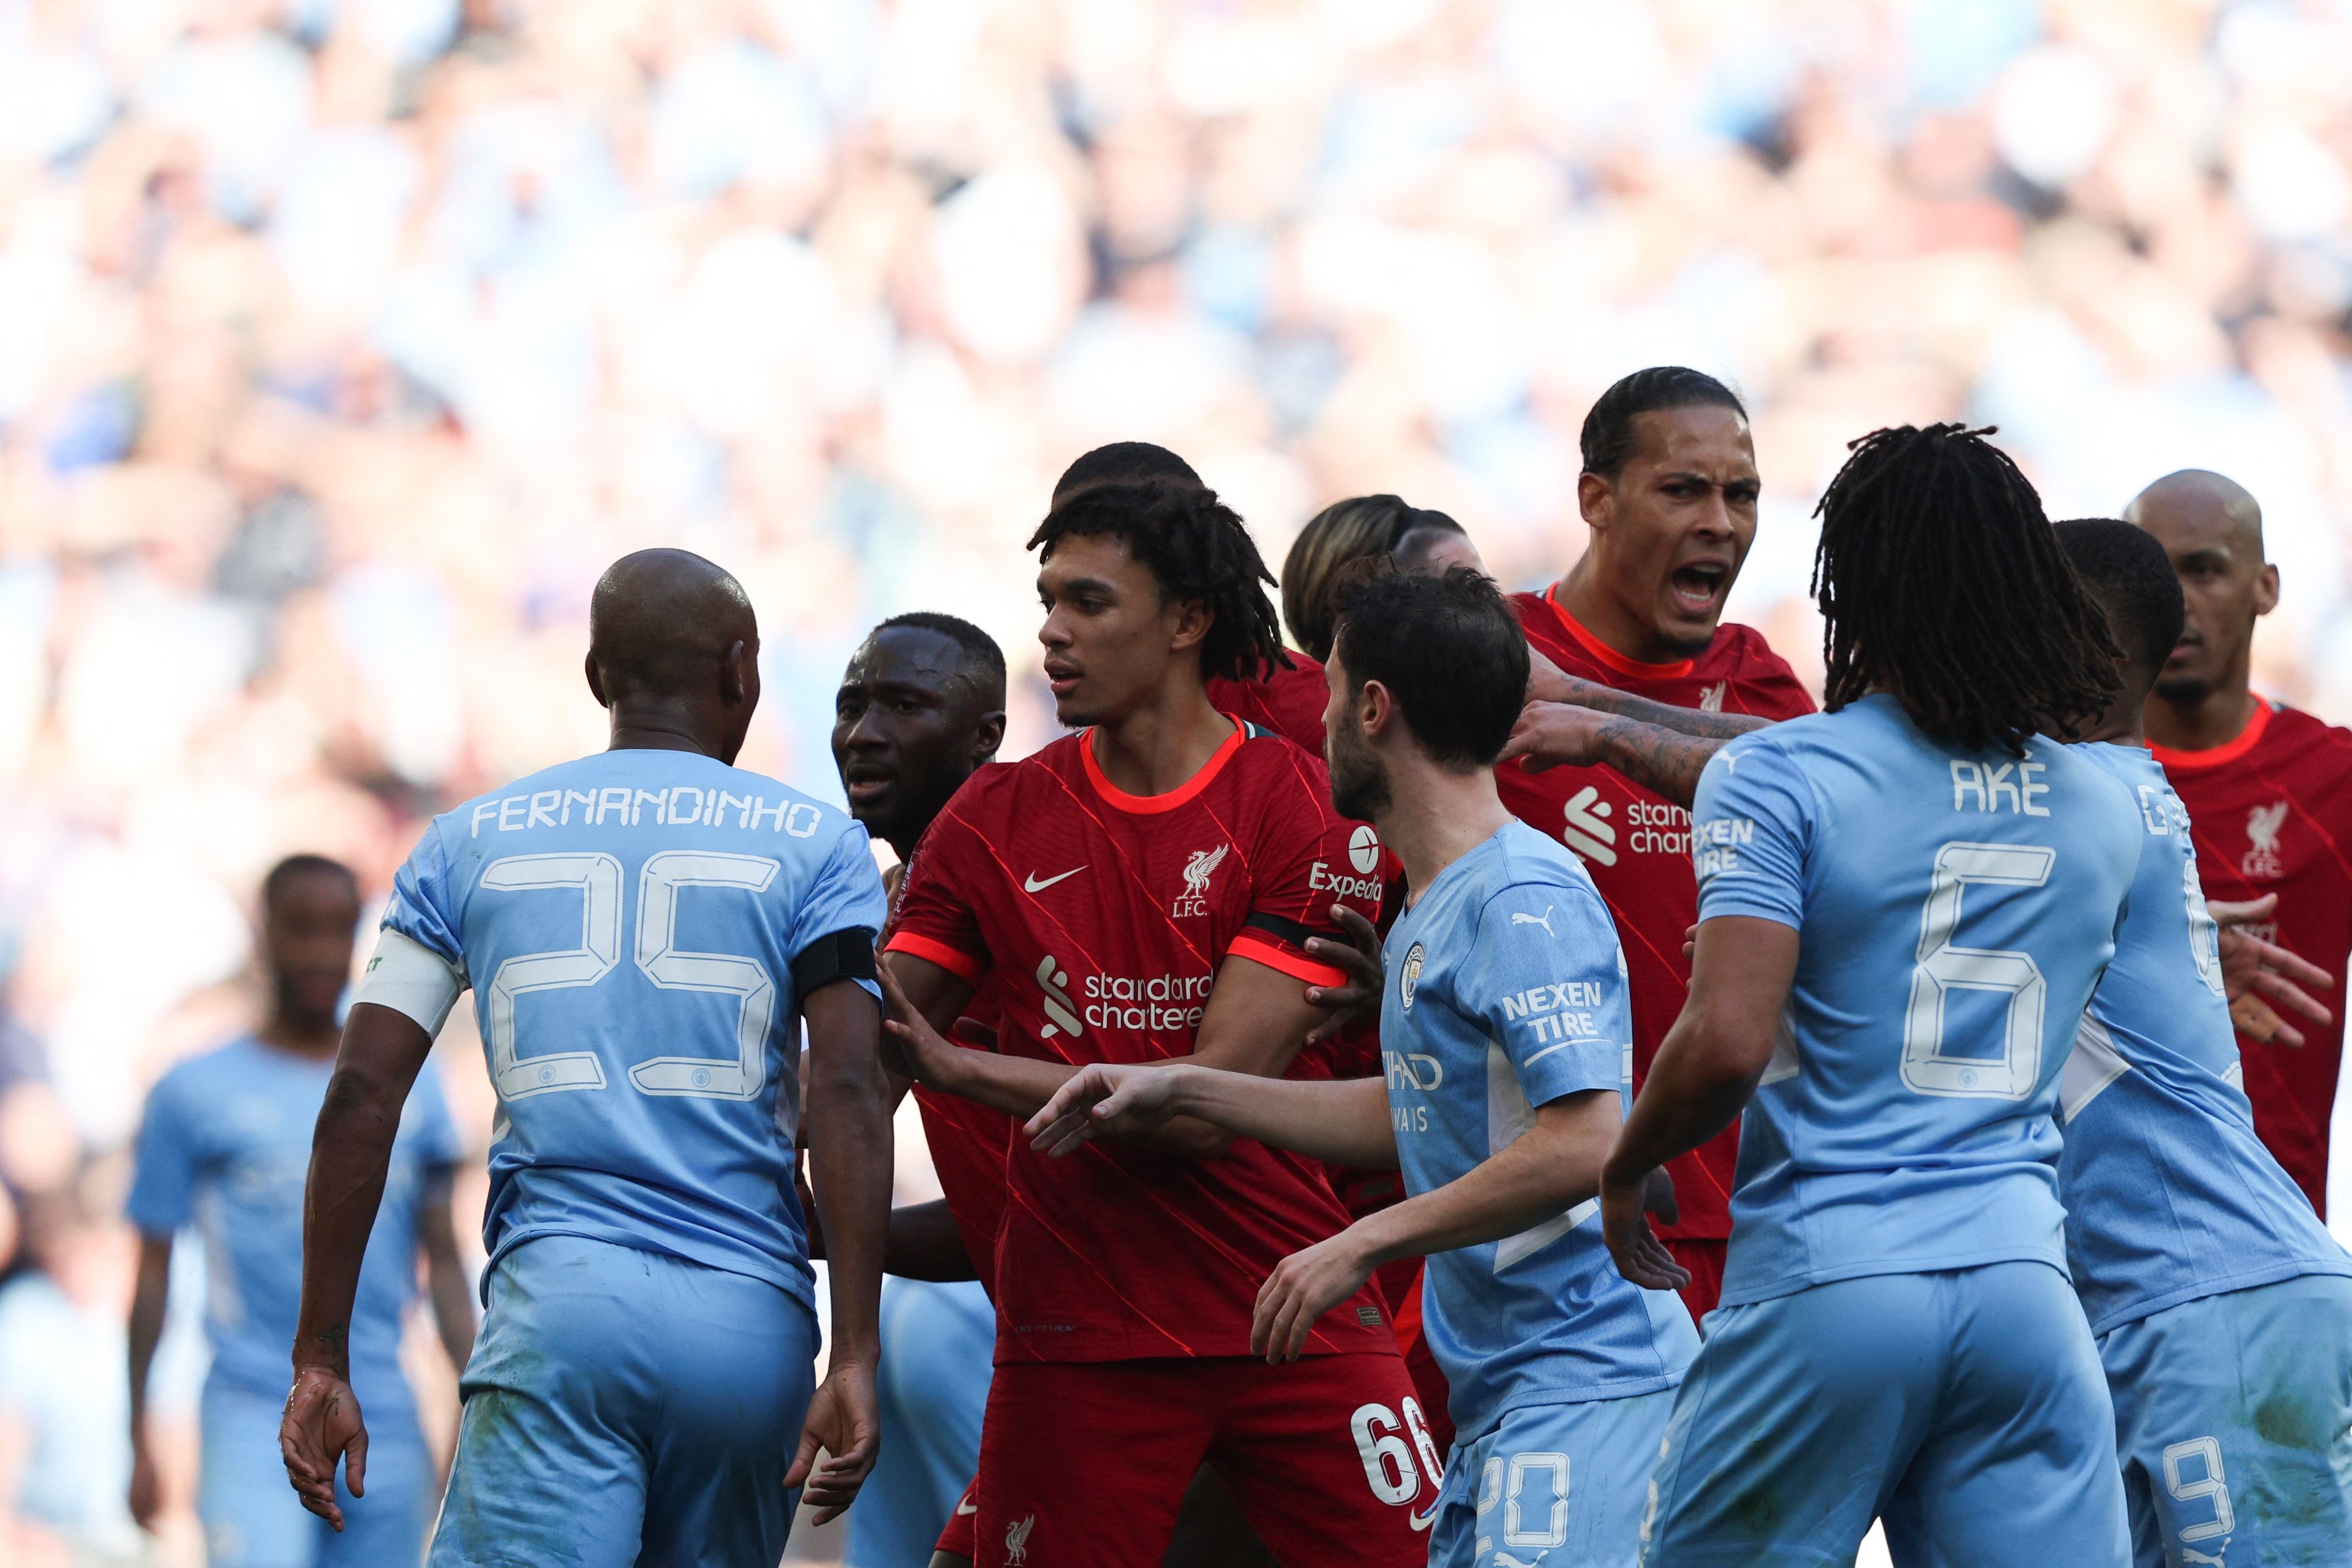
911, 1028, 1012, 1299
885, 719, 1396, 1363
1206, 654, 1331, 756
2154, 698, 2352, 1219
1498, 586, 1816, 1241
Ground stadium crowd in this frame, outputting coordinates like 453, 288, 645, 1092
5, 0, 2352, 1563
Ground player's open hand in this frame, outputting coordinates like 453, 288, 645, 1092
876, 959, 953, 1084
1253, 1231, 1377, 1363
1601, 1168, 1690, 1293
1501, 701, 1613, 773
1303, 905, 1385, 1044
1027, 1062, 1183, 1156
2208, 894, 2335, 1047
787, 1361, 880, 1525
279, 1365, 367, 1531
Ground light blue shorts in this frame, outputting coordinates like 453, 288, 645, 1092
843, 1276, 995, 1568
2099, 1272, 2352, 1568
1640, 1261, 2129, 1567
201, 1381, 433, 1568
1430, 1388, 1677, 1568
428, 1234, 818, 1568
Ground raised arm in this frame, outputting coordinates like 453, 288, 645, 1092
1599, 915, 1799, 1289
283, 1001, 436, 1530
1027, 1065, 1394, 1168
1503, 704, 1762, 809
787, 978, 893, 1525
1525, 655, 1777, 741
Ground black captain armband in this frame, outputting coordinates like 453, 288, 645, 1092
1244, 911, 1325, 948
793, 928, 880, 996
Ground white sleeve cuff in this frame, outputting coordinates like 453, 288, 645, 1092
355, 928, 468, 1038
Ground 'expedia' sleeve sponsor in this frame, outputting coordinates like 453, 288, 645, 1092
1228, 765, 1387, 987
883, 805, 991, 986
1692, 734, 1815, 930
1465, 880, 1628, 1106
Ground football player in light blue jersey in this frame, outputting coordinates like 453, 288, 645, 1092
2053, 519, 2352, 1567
1602, 425, 2145, 1567
1026, 567, 1697, 1568
127, 854, 475, 1568
279, 550, 895, 1568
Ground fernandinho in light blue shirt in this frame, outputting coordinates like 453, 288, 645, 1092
126, 1035, 460, 1420
2058, 743, 2352, 1334
1693, 695, 2141, 1308
378, 748, 886, 1312
1381, 820, 1697, 1443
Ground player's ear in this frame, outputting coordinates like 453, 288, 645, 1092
970, 709, 1007, 765
2253, 562, 2280, 618
584, 652, 608, 709
1358, 677, 1394, 738
1166, 596, 1212, 655
1576, 471, 1615, 536
721, 640, 756, 706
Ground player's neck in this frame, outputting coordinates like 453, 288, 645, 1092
2144, 677, 2259, 754
1379, 759, 1513, 910
1553, 558, 1689, 668
1087, 677, 1235, 798
606, 698, 728, 759
257, 1009, 341, 1062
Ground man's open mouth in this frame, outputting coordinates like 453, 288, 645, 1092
1670, 561, 1730, 614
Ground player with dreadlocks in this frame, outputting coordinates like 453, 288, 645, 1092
1603, 425, 2146, 1565
878, 479, 1439, 1566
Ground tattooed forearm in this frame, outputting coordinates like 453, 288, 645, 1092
1606, 692, 1776, 741
1592, 718, 1729, 809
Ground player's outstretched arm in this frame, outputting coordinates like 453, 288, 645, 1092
1253, 1087, 1620, 1361
2209, 894, 2336, 1048
878, 953, 1091, 1119
284, 1001, 436, 1530
1600, 915, 1799, 1292
792, 978, 894, 1524
1503, 704, 1754, 809
1524, 652, 1775, 741
1027, 1064, 1394, 1167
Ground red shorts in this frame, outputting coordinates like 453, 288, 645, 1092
1666, 1236, 1726, 1322
967, 1355, 1438, 1567
936, 1482, 978, 1559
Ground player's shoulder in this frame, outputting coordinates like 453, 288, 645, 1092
1702, 623, 1813, 695
148, 1034, 267, 1102
2261, 701, 2352, 761
1469, 822, 1606, 916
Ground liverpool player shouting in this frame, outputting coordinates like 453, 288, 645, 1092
2127, 469, 2352, 1219
1498, 366, 1813, 1316
880, 480, 1435, 1566
1027, 566, 1699, 1568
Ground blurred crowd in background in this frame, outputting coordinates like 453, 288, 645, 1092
3, 0, 2351, 1559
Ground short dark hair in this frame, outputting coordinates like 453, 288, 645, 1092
1280, 494, 1468, 661
1051, 443, 1202, 505
871, 611, 1007, 704
2054, 519, 2186, 685
1330, 564, 1528, 768
1813, 424, 2121, 754
263, 854, 357, 910
1030, 479, 1286, 683
1580, 367, 1748, 479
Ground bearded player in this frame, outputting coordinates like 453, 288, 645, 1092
878, 479, 1437, 1565
2125, 469, 2352, 1220
1498, 366, 1814, 1317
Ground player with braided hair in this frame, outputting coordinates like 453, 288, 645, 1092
878, 480, 1439, 1565
1607, 424, 2145, 1565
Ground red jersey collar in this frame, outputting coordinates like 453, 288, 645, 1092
1078, 715, 1247, 814
1544, 583, 1699, 680
2148, 697, 2273, 771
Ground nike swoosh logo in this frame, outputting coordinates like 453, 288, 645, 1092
955, 1498, 978, 1516
1023, 867, 1084, 893
1409, 1499, 1441, 1531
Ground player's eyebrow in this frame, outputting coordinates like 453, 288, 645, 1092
1045, 574, 1119, 597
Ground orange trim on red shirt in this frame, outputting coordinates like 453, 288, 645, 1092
882, 930, 986, 985
2149, 698, 2274, 772
1078, 716, 1248, 814
1226, 932, 1348, 989
1544, 584, 1696, 680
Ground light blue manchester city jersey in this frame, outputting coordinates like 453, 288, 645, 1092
1381, 821, 1698, 1443
2058, 743, 2351, 1334
1693, 695, 2140, 1308
127, 1036, 460, 1416
382, 748, 887, 1311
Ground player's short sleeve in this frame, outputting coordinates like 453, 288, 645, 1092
1461, 881, 1627, 1105
124, 1069, 200, 1236
382, 821, 464, 965
1228, 757, 1385, 987
1692, 734, 1815, 928
787, 818, 889, 1004
883, 807, 991, 986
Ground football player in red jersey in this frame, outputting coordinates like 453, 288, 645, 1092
1493, 366, 1814, 1319
2129, 469, 2349, 1218
878, 479, 1438, 1567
